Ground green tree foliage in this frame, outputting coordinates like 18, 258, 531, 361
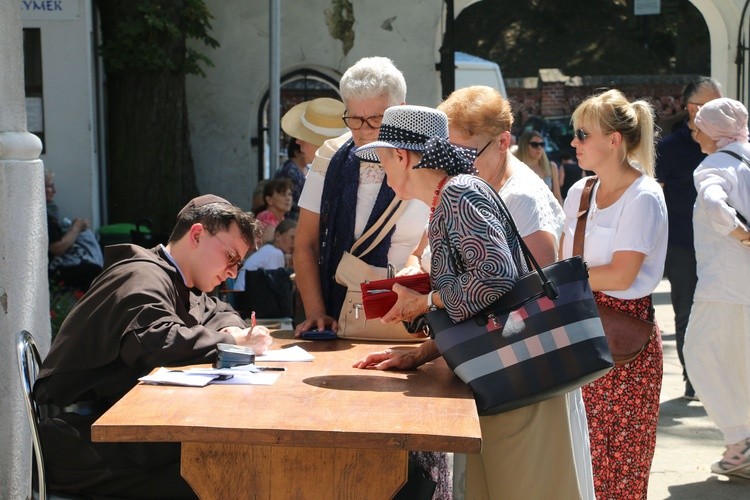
95, 0, 218, 233
454, 0, 709, 77
98, 0, 218, 76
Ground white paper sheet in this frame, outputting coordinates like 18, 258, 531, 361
139, 367, 281, 387
139, 368, 215, 387
255, 345, 314, 362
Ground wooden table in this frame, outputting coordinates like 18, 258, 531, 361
91, 332, 481, 499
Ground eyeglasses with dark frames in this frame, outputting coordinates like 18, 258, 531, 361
341, 114, 384, 130
528, 141, 545, 148
475, 140, 493, 158
574, 129, 590, 142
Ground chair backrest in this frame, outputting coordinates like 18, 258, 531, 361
16, 330, 47, 500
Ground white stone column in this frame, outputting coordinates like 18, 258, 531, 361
0, 0, 49, 498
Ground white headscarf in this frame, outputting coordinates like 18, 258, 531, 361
694, 97, 749, 148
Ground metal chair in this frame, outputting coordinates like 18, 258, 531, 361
16, 330, 47, 500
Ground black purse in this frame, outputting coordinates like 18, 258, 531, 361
425, 182, 613, 415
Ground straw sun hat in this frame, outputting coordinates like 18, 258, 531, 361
281, 97, 348, 147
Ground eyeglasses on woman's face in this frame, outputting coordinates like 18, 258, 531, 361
574, 129, 590, 143
475, 140, 493, 158
528, 140, 545, 149
341, 114, 384, 130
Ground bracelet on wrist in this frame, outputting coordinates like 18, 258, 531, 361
427, 290, 438, 311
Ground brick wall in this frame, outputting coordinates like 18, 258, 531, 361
505, 70, 701, 135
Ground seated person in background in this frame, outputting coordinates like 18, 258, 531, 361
255, 178, 293, 243
33, 194, 273, 499
232, 219, 297, 319
45, 170, 103, 291
233, 219, 296, 291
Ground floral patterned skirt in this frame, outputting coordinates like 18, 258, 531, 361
583, 292, 663, 500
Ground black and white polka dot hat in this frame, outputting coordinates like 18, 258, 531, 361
354, 105, 477, 176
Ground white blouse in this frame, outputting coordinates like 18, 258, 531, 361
561, 175, 668, 300
692, 142, 750, 304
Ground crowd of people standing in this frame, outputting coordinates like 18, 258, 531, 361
35, 53, 750, 500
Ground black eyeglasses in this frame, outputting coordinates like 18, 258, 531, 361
528, 141, 545, 148
574, 129, 590, 142
475, 140, 493, 158
341, 114, 384, 130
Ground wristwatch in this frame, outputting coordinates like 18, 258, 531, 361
427, 290, 438, 311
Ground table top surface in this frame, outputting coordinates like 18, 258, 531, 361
91, 331, 482, 453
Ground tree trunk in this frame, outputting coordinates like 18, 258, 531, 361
97, 0, 199, 235
106, 72, 198, 235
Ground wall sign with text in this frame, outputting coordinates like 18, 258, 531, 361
20, 0, 80, 21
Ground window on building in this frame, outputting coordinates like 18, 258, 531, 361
23, 28, 45, 151
257, 69, 341, 180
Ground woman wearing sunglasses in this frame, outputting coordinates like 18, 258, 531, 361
560, 89, 668, 499
515, 130, 564, 204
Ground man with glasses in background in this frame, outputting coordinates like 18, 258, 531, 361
655, 76, 722, 400
33, 194, 272, 499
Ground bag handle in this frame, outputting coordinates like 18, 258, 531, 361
478, 179, 559, 301
572, 176, 599, 257
350, 197, 408, 258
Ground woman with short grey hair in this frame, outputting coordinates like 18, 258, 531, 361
294, 57, 428, 336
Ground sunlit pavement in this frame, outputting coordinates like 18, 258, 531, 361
648, 279, 749, 499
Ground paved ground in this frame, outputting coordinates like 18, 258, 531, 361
647, 279, 749, 499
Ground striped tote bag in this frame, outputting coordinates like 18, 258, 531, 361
427, 256, 613, 415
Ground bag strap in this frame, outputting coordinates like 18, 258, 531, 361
718, 149, 750, 167
350, 197, 407, 258
477, 178, 559, 300
717, 150, 750, 224
572, 176, 599, 257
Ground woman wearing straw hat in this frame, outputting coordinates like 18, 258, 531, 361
281, 97, 348, 165
278, 97, 348, 218
352, 105, 583, 500
684, 97, 750, 479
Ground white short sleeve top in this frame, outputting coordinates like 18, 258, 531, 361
561, 175, 668, 299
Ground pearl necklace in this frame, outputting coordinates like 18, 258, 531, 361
430, 176, 450, 221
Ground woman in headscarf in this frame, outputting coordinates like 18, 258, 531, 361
353, 105, 583, 499
684, 97, 750, 479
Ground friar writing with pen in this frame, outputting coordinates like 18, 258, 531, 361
33, 194, 273, 499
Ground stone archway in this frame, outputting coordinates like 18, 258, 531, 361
689, 0, 734, 97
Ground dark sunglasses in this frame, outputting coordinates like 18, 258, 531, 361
528, 141, 545, 148
574, 129, 590, 142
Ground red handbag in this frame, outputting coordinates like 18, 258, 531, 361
360, 273, 431, 319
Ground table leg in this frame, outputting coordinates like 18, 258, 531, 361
181, 442, 408, 499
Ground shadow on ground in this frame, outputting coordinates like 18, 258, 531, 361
666, 475, 750, 498
653, 289, 672, 306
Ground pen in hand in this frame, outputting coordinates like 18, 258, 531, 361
251, 310, 256, 329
